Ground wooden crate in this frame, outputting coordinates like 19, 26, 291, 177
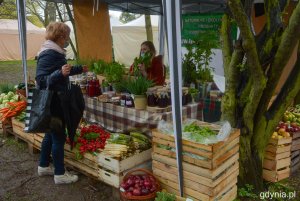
97, 148, 152, 173
290, 132, 300, 174
1, 118, 12, 137
152, 126, 240, 201
263, 137, 292, 182
98, 160, 152, 188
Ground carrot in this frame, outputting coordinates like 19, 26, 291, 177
7, 102, 18, 107
0, 108, 9, 113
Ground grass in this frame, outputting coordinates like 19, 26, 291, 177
0, 60, 77, 85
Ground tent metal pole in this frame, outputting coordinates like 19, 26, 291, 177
16, 0, 28, 97
164, 0, 184, 196
158, 15, 165, 56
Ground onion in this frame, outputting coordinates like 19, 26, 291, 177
132, 188, 142, 196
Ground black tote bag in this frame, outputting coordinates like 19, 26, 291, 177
24, 87, 54, 133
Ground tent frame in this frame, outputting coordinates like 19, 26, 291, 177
16, 0, 226, 196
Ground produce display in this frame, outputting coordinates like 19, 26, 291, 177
183, 123, 217, 142
103, 132, 151, 158
120, 171, 159, 197
72, 124, 110, 159
0, 92, 19, 109
0, 93, 26, 122
272, 122, 291, 139
283, 106, 300, 126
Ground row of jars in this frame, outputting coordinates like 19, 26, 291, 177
146, 86, 192, 108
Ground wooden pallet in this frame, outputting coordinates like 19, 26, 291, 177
263, 137, 292, 182
152, 124, 240, 201
11, 118, 35, 144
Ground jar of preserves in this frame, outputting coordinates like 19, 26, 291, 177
146, 87, 158, 107
157, 88, 169, 108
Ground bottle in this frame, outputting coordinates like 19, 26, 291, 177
120, 93, 126, 106
125, 94, 134, 108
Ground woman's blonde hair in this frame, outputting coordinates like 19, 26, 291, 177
45, 22, 70, 42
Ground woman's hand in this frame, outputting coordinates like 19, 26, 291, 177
138, 63, 147, 77
62, 64, 72, 77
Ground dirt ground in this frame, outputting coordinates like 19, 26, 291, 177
0, 133, 118, 201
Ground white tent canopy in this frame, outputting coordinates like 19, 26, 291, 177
0, 19, 45, 61
112, 15, 167, 67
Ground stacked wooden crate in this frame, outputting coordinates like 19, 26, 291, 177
290, 132, 300, 173
97, 149, 152, 188
152, 124, 240, 201
263, 137, 292, 182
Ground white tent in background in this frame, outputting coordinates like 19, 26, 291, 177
112, 15, 164, 67
0, 19, 45, 61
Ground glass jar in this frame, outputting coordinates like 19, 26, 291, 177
146, 87, 158, 107
120, 93, 127, 107
157, 89, 169, 108
182, 87, 189, 105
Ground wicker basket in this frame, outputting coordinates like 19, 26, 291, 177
120, 168, 161, 201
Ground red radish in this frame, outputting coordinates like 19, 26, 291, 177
133, 188, 142, 196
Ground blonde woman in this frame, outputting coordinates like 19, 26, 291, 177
36, 22, 87, 184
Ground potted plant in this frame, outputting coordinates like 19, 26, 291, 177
182, 32, 215, 98
104, 61, 125, 85
125, 76, 154, 110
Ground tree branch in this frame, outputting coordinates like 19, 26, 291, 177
55, 3, 77, 58
228, 0, 266, 134
221, 14, 232, 70
65, 3, 79, 58
257, 2, 300, 122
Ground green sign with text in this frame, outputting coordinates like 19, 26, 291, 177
182, 13, 237, 47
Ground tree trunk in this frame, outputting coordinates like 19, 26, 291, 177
145, 15, 153, 42
48, 2, 56, 23
295, 90, 300, 105
239, 134, 264, 192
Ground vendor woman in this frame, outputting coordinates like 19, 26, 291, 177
130, 41, 165, 85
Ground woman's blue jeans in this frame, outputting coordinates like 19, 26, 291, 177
39, 131, 66, 175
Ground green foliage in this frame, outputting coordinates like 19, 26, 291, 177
91, 59, 109, 75
0, 0, 17, 19
182, 32, 215, 86
132, 52, 152, 76
155, 191, 176, 201
104, 61, 125, 83
113, 79, 128, 93
126, 76, 154, 95
262, 182, 296, 201
119, 12, 141, 23
238, 184, 258, 199
0, 83, 15, 94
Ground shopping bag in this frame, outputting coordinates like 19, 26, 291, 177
24, 88, 54, 133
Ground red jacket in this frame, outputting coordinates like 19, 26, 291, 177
130, 55, 165, 85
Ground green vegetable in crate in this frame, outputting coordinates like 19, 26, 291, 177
130, 132, 151, 150
107, 133, 132, 145
183, 123, 217, 142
